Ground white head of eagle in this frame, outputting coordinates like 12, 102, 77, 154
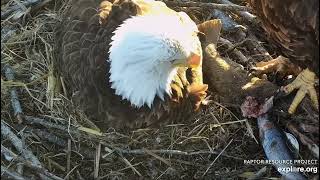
109, 12, 202, 108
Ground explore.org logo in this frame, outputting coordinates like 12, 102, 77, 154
278, 166, 318, 174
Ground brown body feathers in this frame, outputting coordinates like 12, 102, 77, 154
249, 0, 319, 75
54, 0, 205, 130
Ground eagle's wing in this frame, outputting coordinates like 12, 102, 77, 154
55, 0, 131, 129
249, 0, 319, 70
55, 0, 204, 129
249, 0, 319, 114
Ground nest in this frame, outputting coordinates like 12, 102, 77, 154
1, 0, 318, 179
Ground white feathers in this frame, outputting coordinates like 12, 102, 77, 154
109, 13, 200, 108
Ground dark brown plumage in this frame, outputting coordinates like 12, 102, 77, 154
249, 0, 319, 74
249, 0, 319, 114
54, 0, 207, 130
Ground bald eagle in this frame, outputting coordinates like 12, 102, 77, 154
54, 0, 207, 129
249, 0, 319, 114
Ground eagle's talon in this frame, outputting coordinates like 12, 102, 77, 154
187, 83, 209, 110
251, 56, 301, 79
283, 68, 319, 114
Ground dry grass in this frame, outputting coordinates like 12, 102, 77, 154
1, 0, 318, 179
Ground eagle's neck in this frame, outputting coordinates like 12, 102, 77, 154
110, 60, 177, 108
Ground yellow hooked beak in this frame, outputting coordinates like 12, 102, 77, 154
172, 53, 201, 68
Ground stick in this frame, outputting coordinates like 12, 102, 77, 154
1, 0, 41, 20
245, 32, 273, 62
213, 0, 257, 23
66, 139, 71, 180
32, 128, 67, 147
211, 9, 246, 32
219, 37, 249, 64
26, 125, 242, 160
207, 9, 272, 63
119, 154, 142, 177
1, 145, 64, 180
23, 116, 121, 142
1, 120, 41, 167
94, 143, 101, 179
287, 123, 319, 159
1, 0, 11, 5
1, 25, 17, 48
247, 166, 268, 180
164, 1, 251, 12
1, 165, 28, 180
3, 65, 23, 123
202, 139, 234, 177
1, 145, 18, 162
111, 147, 242, 160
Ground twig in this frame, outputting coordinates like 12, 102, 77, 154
219, 37, 249, 63
164, 1, 251, 12
23, 116, 120, 143
223, 38, 252, 53
209, 112, 226, 133
24, 116, 243, 162
1, 145, 64, 180
17, 130, 25, 175
202, 139, 234, 177
211, 9, 246, 32
1, 145, 18, 161
1, 0, 41, 20
23, 161, 64, 180
111, 148, 242, 160
21, 128, 98, 161
1, 120, 41, 167
245, 120, 259, 144
76, 170, 85, 180
64, 164, 80, 180
213, 0, 257, 23
287, 123, 319, 158
1, 0, 11, 5
66, 139, 71, 180
143, 148, 171, 166
209, 10, 272, 63
1, 25, 17, 48
245, 32, 273, 62
118, 154, 142, 177
24, 116, 71, 132
33, 128, 67, 147
1, 165, 28, 180
209, 119, 247, 128
94, 143, 101, 179
2, 65, 23, 123
247, 166, 268, 180
299, 123, 319, 134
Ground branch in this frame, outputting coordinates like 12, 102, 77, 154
2, 65, 23, 123
1, 144, 64, 180
211, 9, 246, 32
1, 165, 28, 180
112, 148, 242, 160
287, 123, 319, 159
245, 32, 273, 61
219, 37, 249, 64
1, 0, 40, 20
164, 1, 251, 12
1, 25, 17, 47
1, 120, 41, 167
33, 128, 67, 147
213, 0, 257, 23
208, 9, 272, 62
23, 116, 123, 142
